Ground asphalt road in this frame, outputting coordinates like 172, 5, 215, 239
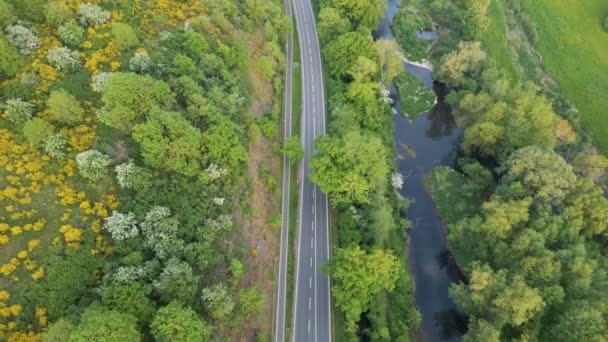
274, 0, 293, 340
290, 0, 331, 341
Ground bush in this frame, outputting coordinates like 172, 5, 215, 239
58, 19, 85, 47
1, 98, 34, 126
76, 150, 112, 181
22, 118, 55, 148
46, 47, 82, 72
77, 3, 110, 27
5, 24, 39, 54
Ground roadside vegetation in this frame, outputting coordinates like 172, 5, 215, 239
394, 0, 608, 339
0, 0, 287, 340
313, 0, 420, 340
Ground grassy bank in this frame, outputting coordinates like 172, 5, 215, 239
284, 18, 301, 341
519, 0, 608, 153
482, 0, 520, 79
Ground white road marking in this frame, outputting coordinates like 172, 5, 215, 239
308, 319, 311, 334
310, 257, 313, 267
309, 297, 312, 310
311, 239, 313, 249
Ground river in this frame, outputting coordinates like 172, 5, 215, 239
375, 0, 467, 341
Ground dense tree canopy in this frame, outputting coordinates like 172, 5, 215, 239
100, 73, 174, 130
132, 108, 203, 176
311, 130, 389, 205
323, 246, 401, 333
151, 302, 212, 342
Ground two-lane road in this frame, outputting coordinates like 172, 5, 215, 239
291, 0, 331, 341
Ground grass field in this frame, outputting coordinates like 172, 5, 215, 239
482, 0, 521, 80
519, 0, 608, 153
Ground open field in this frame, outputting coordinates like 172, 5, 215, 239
519, 0, 608, 153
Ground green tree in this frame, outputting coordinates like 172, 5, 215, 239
111, 23, 140, 51
201, 115, 248, 171
323, 0, 387, 29
151, 301, 212, 342
43, 318, 75, 342
153, 258, 197, 303
201, 283, 234, 321
30, 251, 100, 319
463, 318, 500, 342
311, 130, 389, 205
45, 1, 70, 27
0, 0, 16, 27
58, 19, 85, 47
323, 246, 401, 333
323, 31, 375, 79
499, 146, 576, 203
451, 263, 545, 329
374, 39, 404, 85
0, 34, 22, 78
238, 287, 263, 319
436, 41, 486, 86
101, 282, 156, 323
132, 108, 203, 176
69, 305, 141, 342
46, 89, 85, 125
318, 7, 351, 43
100, 72, 174, 130
548, 301, 608, 341
282, 135, 304, 164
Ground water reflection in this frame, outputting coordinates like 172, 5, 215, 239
435, 309, 469, 341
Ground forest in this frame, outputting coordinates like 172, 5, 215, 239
0, 0, 288, 340
312, 0, 420, 340
404, 0, 608, 340
313, 0, 608, 340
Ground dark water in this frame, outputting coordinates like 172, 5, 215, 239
378, 0, 467, 341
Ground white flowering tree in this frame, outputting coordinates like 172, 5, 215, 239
206, 163, 227, 181
140, 206, 183, 259
46, 47, 81, 72
5, 24, 39, 54
2, 98, 33, 126
78, 3, 111, 27
153, 257, 197, 303
103, 211, 139, 241
129, 51, 151, 73
76, 150, 112, 181
114, 160, 152, 191
91, 72, 112, 93
43, 133, 67, 160
391, 172, 404, 190
201, 283, 234, 320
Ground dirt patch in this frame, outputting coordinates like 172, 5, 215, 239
247, 30, 274, 118
228, 30, 282, 340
